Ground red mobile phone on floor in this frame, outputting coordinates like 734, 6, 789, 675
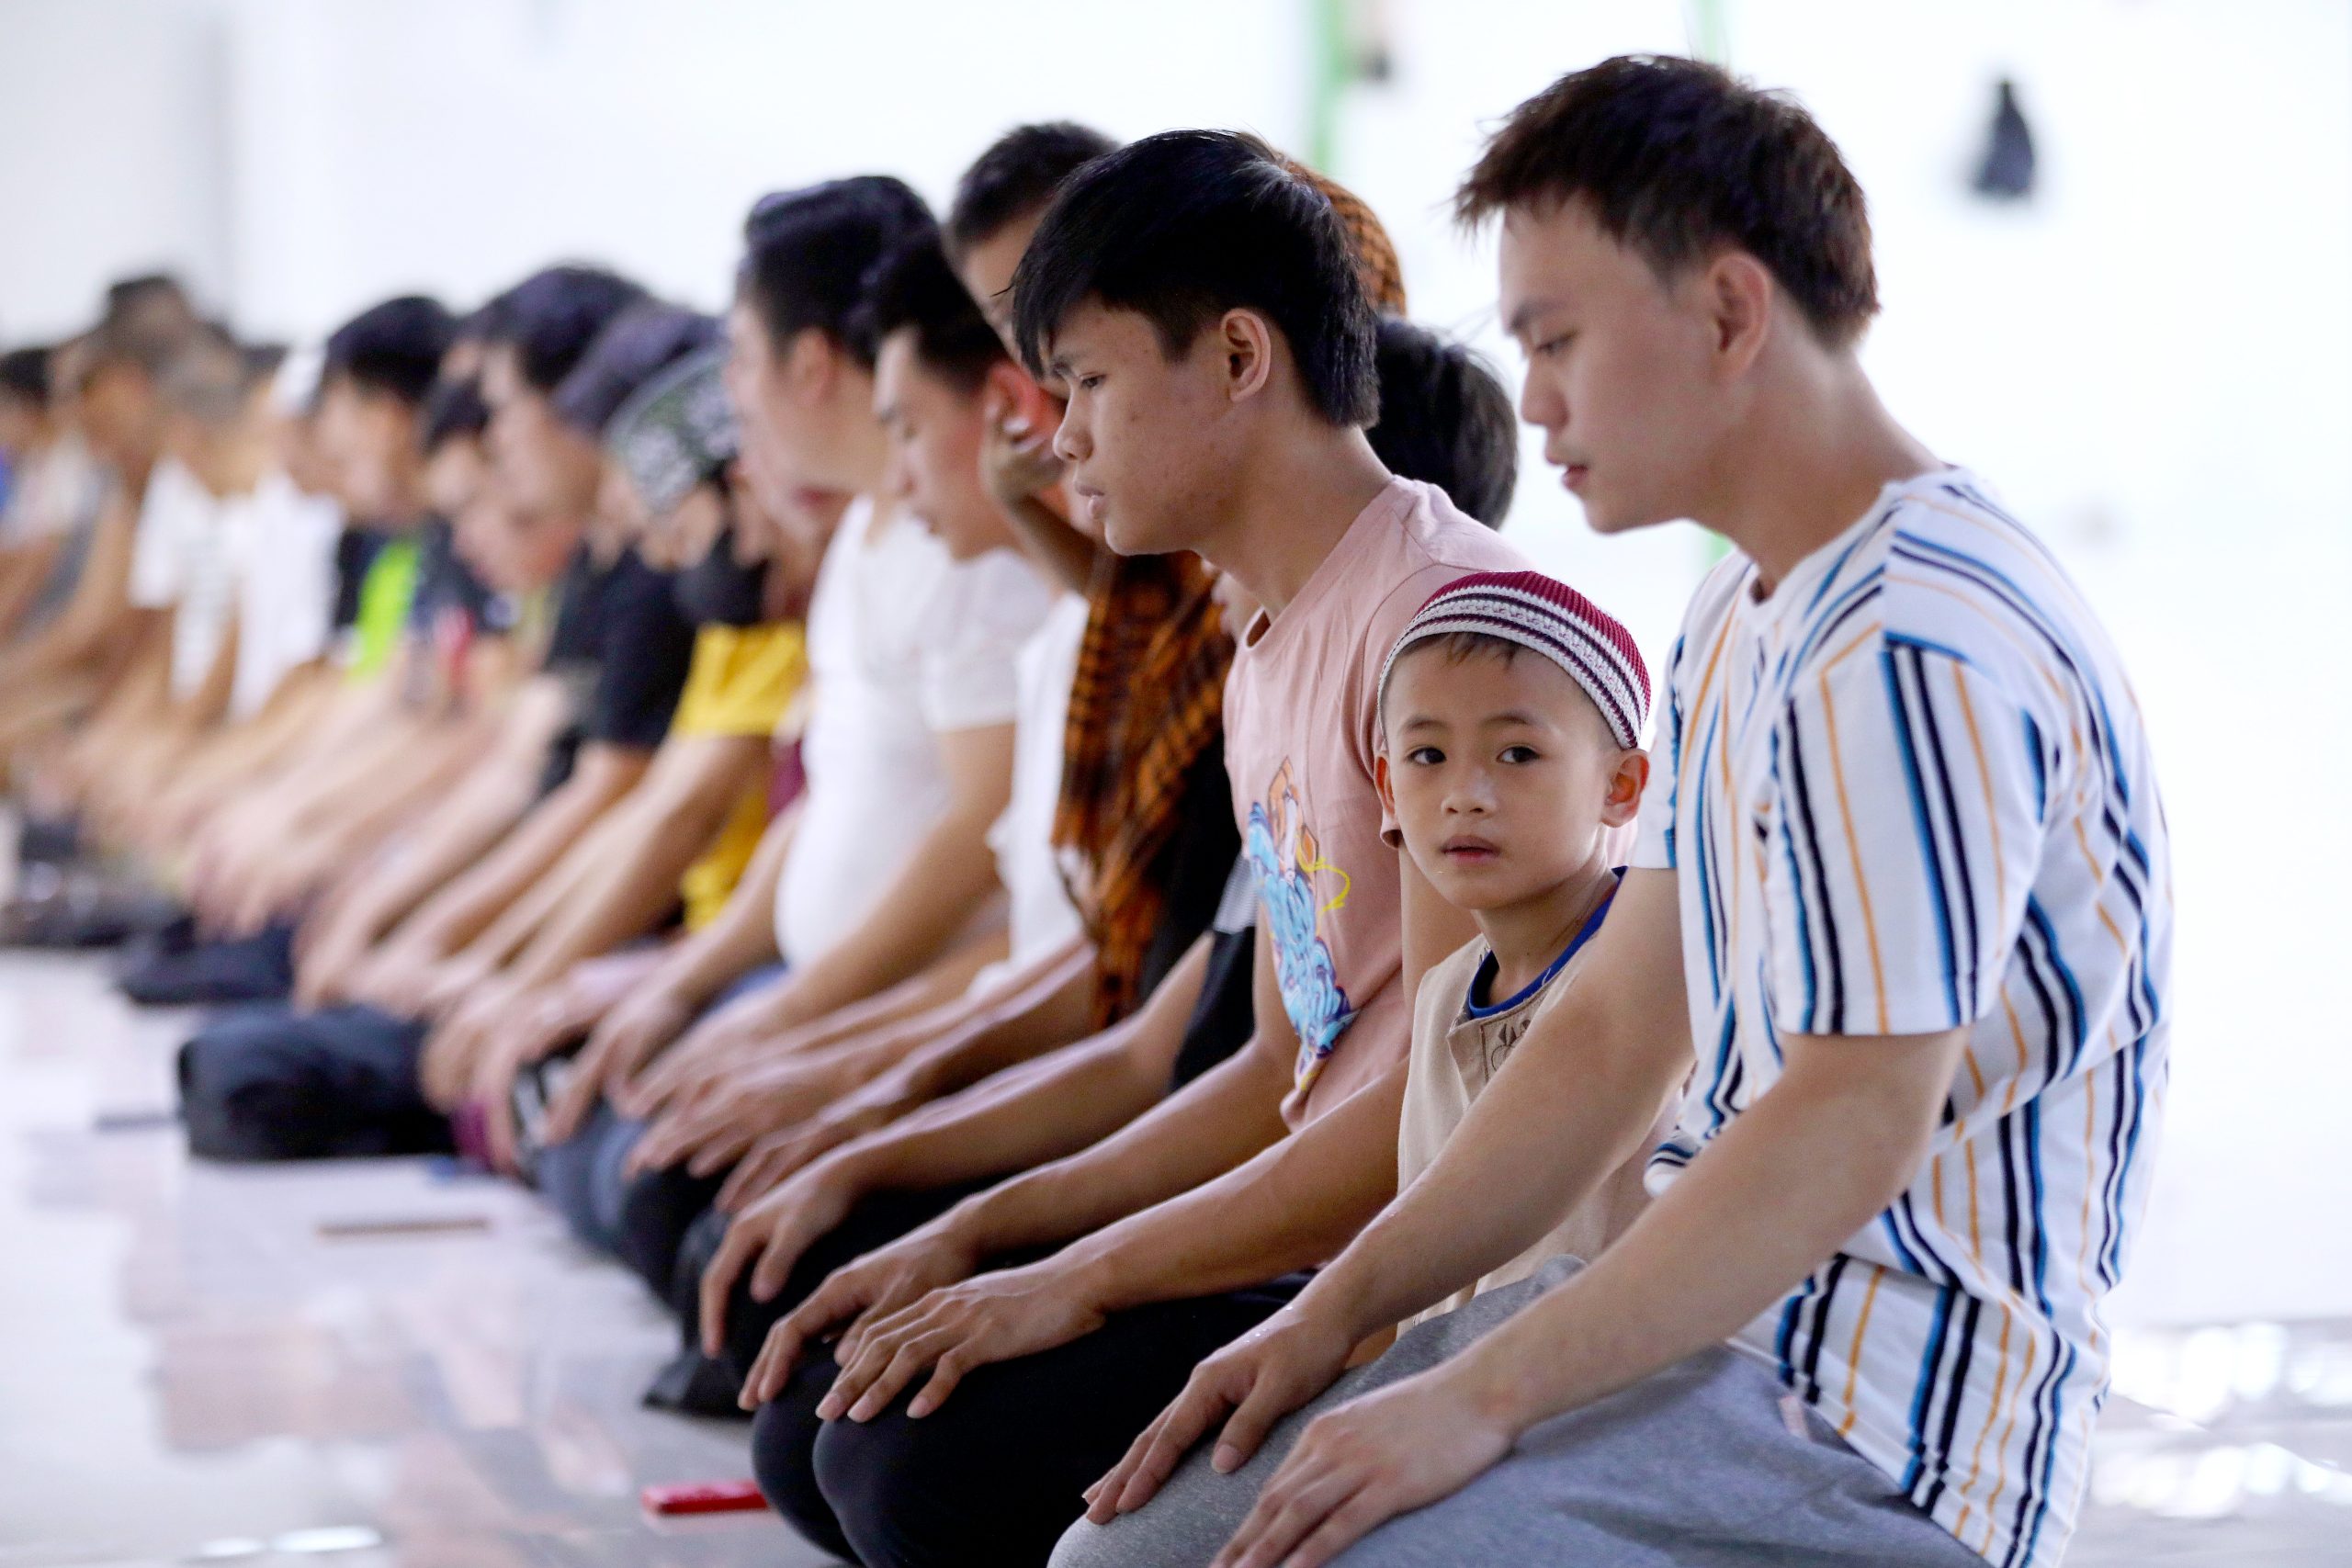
642, 1479, 770, 1516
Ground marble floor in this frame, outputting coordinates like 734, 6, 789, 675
2, 951, 2346, 1567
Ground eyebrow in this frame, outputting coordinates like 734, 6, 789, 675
1503, 298, 1566, 339
1396, 710, 1547, 733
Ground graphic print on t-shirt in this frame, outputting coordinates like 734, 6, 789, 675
1241, 758, 1353, 1086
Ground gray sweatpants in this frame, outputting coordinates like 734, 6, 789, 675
1051, 1257, 1983, 1568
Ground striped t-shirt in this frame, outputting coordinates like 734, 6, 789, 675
1632, 468, 2171, 1568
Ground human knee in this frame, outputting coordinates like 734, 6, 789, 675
751, 1371, 854, 1560
613, 1158, 717, 1299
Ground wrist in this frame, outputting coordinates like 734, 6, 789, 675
1448, 1331, 1542, 1435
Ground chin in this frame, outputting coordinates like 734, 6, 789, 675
1103, 510, 1181, 558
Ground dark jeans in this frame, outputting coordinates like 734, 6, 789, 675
177, 1002, 449, 1161
534, 961, 788, 1292
121, 919, 298, 1007
752, 1273, 1308, 1568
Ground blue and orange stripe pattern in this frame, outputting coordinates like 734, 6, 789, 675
1633, 469, 2173, 1568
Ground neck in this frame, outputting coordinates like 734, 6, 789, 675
1199, 422, 1391, 622
1476, 852, 1620, 1001
1701, 352, 1939, 591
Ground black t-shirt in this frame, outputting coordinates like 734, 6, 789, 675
536, 545, 697, 795
331, 527, 382, 633
1170, 851, 1259, 1090
406, 518, 499, 636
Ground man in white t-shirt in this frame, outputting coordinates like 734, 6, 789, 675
527, 182, 1059, 1321
1083, 58, 2170, 1568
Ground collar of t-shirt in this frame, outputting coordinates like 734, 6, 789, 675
1237, 476, 1424, 656
1464, 868, 1623, 1019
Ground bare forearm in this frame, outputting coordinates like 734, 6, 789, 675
397, 750, 645, 953
1448, 1052, 1947, 1433
956, 1038, 1292, 1258
334, 746, 542, 947
894, 940, 1096, 1102
835, 936, 1204, 1194
1072, 1061, 1404, 1314
1309, 994, 1687, 1347
1002, 494, 1101, 593
763, 809, 1006, 1026
838, 1032, 1161, 1197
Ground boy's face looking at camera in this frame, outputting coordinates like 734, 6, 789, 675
1377, 637, 1647, 916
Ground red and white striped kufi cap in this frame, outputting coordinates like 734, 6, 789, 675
1378, 570, 1651, 750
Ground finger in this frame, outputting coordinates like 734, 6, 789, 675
739, 1329, 781, 1412
1214, 1373, 1303, 1475
684, 1122, 754, 1179
846, 1334, 941, 1423
1220, 1470, 1361, 1568
820, 1317, 911, 1421
746, 1218, 809, 1303
752, 1303, 821, 1404
1090, 1407, 1177, 1523
714, 1145, 775, 1212
1268, 1487, 1386, 1568
904, 1348, 971, 1419
1117, 1382, 1231, 1514
698, 1227, 754, 1359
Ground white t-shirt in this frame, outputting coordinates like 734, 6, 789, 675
1633, 468, 2172, 1568
130, 457, 243, 700
0, 434, 105, 545
771, 499, 1055, 967
968, 591, 1091, 994
226, 471, 344, 717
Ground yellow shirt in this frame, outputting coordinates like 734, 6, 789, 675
670, 622, 807, 930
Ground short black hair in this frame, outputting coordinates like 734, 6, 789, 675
483, 265, 650, 393
1366, 320, 1518, 526
1011, 130, 1378, 426
419, 378, 491, 455
1457, 55, 1877, 346
550, 303, 723, 436
740, 176, 936, 370
324, 295, 459, 406
161, 321, 268, 426
855, 238, 1006, 396
0, 346, 51, 407
944, 121, 1118, 263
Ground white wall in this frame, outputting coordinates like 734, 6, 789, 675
1, 0, 2346, 1326
0, 0, 232, 336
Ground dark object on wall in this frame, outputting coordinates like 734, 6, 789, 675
1973, 78, 2037, 200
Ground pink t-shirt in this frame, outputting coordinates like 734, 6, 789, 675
1224, 477, 1530, 1127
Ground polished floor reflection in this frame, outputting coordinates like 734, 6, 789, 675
2, 953, 2345, 1567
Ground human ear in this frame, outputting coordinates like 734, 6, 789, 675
1374, 750, 1396, 819
1216, 309, 1276, 405
989, 361, 1058, 431
783, 327, 834, 400
1704, 253, 1775, 375
1600, 750, 1650, 826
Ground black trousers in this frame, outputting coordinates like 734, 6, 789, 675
750, 1271, 1307, 1568
176, 1002, 451, 1161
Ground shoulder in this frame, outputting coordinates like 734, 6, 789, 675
1414, 936, 1488, 1028
1847, 475, 2104, 718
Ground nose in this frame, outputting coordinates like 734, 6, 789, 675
1518, 368, 1564, 435
1051, 399, 1088, 466
1442, 765, 1498, 816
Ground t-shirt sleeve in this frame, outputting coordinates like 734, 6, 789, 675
1762, 642, 2048, 1039
585, 557, 699, 751
128, 489, 183, 609
1629, 632, 1686, 871
916, 552, 1045, 733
